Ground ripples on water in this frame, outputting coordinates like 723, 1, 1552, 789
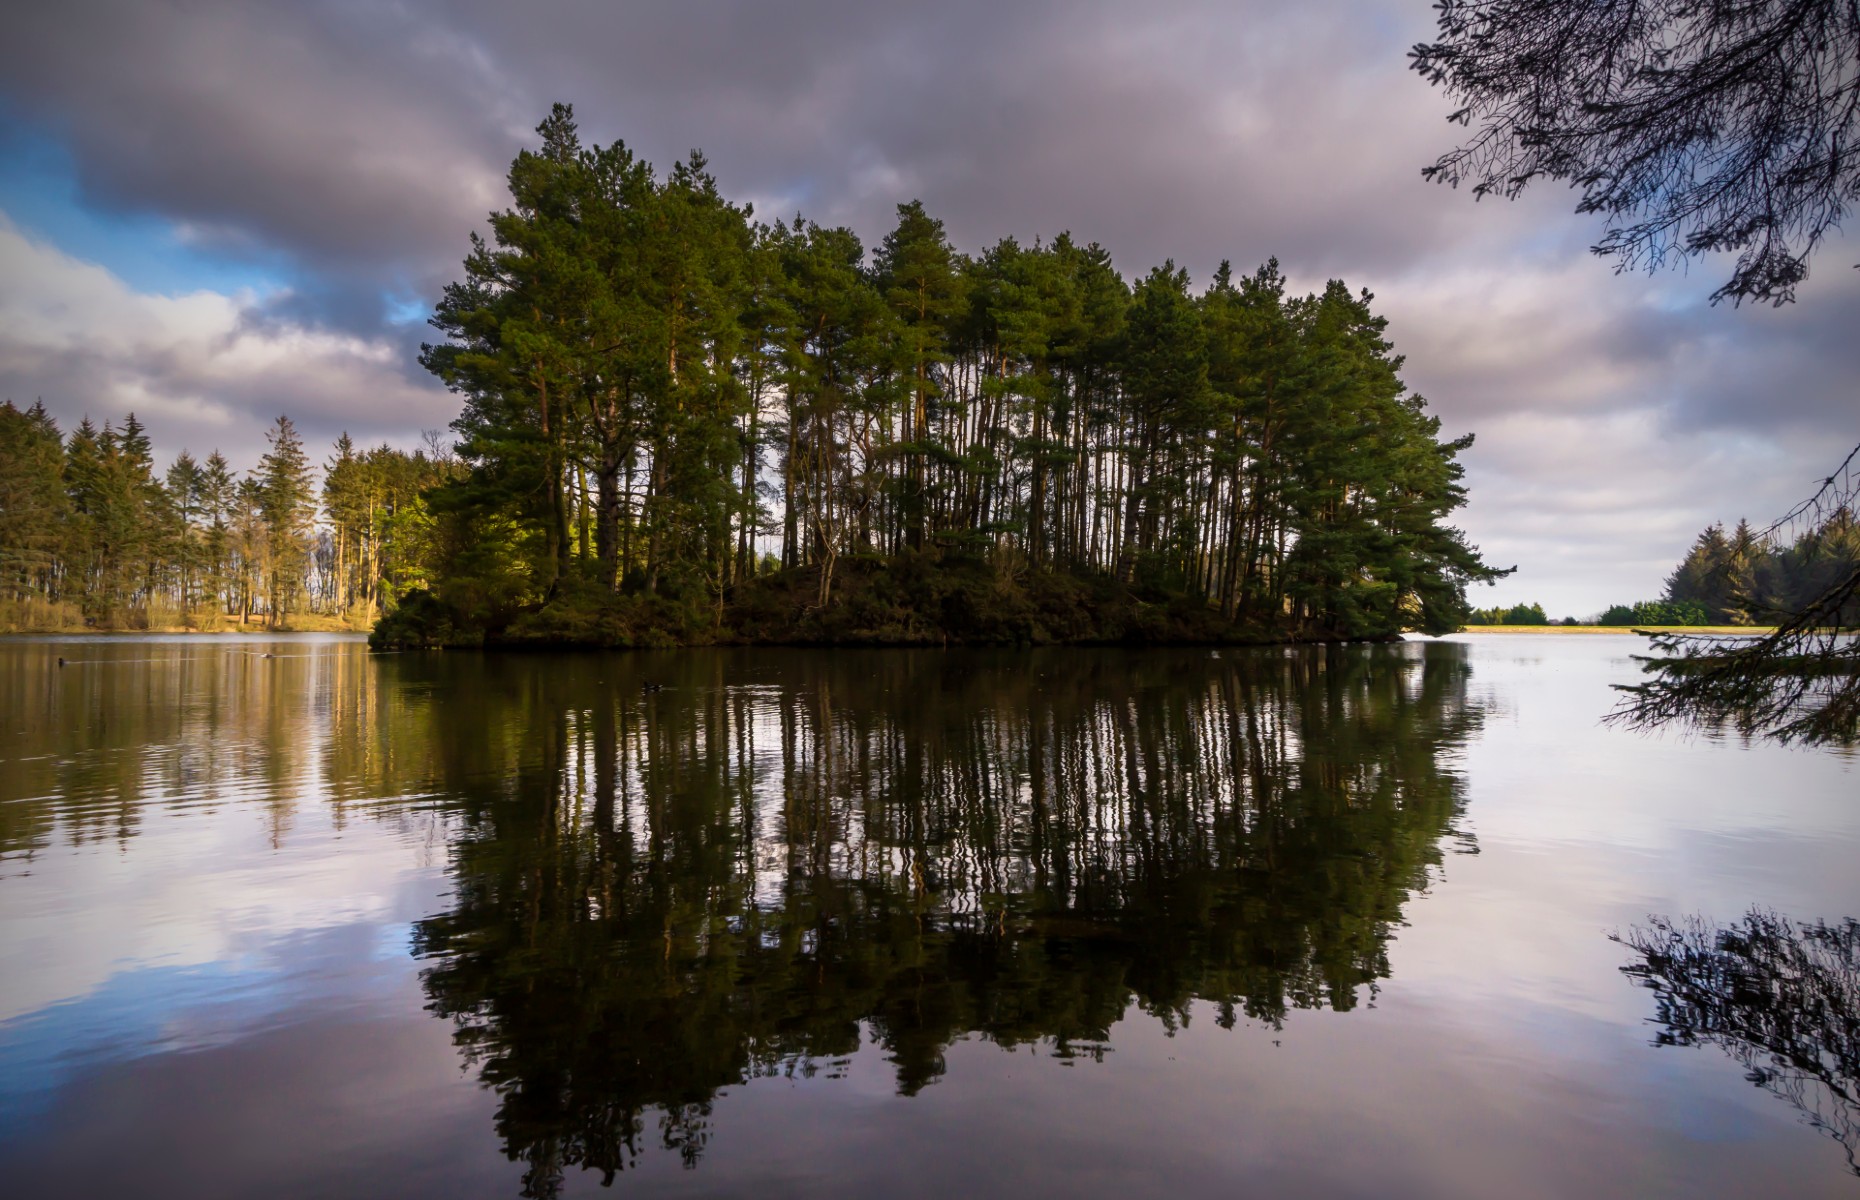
0, 635, 1856, 1198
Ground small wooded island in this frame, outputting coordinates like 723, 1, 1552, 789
380, 105, 1504, 649
0, 105, 1507, 648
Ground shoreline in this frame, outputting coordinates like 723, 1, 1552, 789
0, 623, 372, 637
0, 629, 369, 637
1449, 625, 1774, 635
9, 623, 1779, 642
9, 625, 1386, 648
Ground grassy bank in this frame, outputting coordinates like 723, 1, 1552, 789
0, 598, 373, 635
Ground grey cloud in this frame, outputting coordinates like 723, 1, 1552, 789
477, 0, 1493, 279
1673, 258, 1860, 435
1384, 242, 1860, 447
8, 0, 1845, 338
0, 0, 517, 281
1, 1, 1499, 288
1449, 417, 1831, 616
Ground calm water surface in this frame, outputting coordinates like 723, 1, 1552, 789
1, 635, 1855, 1198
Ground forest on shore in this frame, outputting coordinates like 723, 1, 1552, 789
1461, 512, 1860, 630
1656, 517, 1860, 626
0, 403, 451, 632
0, 105, 1509, 647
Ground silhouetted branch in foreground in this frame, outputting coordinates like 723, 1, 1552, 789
1610, 446, 1860, 747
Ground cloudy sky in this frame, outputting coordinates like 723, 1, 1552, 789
1, 0, 1854, 617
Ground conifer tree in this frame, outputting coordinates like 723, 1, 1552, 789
200, 451, 235, 617
256, 415, 315, 627
165, 450, 205, 619
876, 201, 967, 552
1116, 263, 1208, 584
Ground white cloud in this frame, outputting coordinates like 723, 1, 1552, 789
0, 216, 454, 469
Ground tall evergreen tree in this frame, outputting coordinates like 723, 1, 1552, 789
1116, 262, 1209, 585
876, 201, 967, 552
256, 415, 316, 627
200, 451, 235, 617
165, 450, 206, 619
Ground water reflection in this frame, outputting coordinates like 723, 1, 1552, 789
394, 644, 1485, 1194
0, 640, 413, 867
1618, 910, 1860, 1176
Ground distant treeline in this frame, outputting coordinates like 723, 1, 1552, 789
1463, 602, 1549, 626
1462, 600, 1710, 627
1595, 599, 1712, 627
380, 104, 1504, 648
1576, 513, 1860, 629
0, 401, 453, 630
1659, 516, 1860, 625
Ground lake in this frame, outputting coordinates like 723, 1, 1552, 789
1, 634, 1855, 1198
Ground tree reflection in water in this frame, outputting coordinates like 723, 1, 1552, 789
1617, 910, 1860, 1176
406, 644, 1484, 1195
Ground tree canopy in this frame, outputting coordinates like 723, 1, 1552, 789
3, 106, 1510, 646
0, 401, 454, 631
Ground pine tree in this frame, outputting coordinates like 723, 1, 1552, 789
199, 451, 235, 617
1116, 262, 1209, 585
389, 106, 1508, 645
1664, 523, 1737, 620
256, 415, 316, 627
165, 451, 206, 619
876, 201, 967, 552
62, 416, 166, 624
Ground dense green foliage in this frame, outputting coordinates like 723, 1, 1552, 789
0, 106, 1506, 646
1464, 601, 1547, 625
1611, 501, 1860, 745
1598, 600, 1712, 628
0, 401, 453, 629
392, 105, 1504, 647
1661, 516, 1860, 626
1575, 514, 1860, 630
1586, 514, 1860, 630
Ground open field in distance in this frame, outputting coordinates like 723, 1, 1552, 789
1451, 625, 1775, 635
